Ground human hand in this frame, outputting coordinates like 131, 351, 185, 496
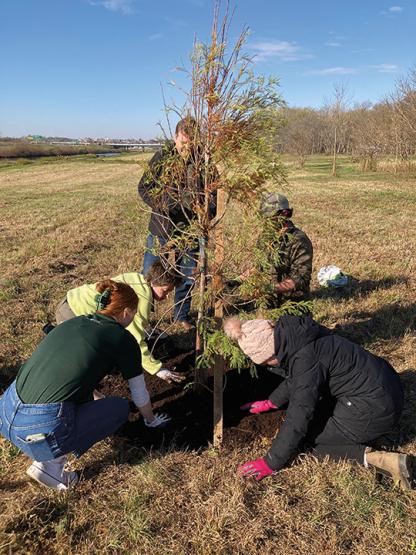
275, 278, 296, 293
144, 412, 171, 428
238, 458, 274, 481
157, 368, 186, 383
240, 400, 277, 414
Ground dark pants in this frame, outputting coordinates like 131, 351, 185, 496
304, 392, 402, 465
308, 415, 367, 464
142, 233, 198, 323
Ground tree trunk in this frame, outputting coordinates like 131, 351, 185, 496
332, 125, 337, 176
213, 188, 226, 446
194, 140, 212, 389
194, 235, 208, 388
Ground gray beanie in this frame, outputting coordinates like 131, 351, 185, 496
223, 317, 275, 365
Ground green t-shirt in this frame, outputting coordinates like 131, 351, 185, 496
16, 314, 142, 404
66, 272, 162, 375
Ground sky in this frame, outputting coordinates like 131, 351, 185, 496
0, 0, 415, 138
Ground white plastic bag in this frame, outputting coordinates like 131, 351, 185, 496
317, 265, 348, 288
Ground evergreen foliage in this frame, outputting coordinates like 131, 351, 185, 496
140, 3, 311, 386
197, 327, 255, 375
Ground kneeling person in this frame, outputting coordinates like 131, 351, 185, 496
224, 315, 412, 489
55, 261, 184, 383
237, 193, 313, 305
0, 280, 170, 491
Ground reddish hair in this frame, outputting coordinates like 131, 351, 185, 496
95, 279, 138, 317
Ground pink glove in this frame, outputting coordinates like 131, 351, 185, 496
240, 399, 277, 414
238, 458, 274, 481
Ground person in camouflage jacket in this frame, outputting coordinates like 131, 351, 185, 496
237, 193, 313, 307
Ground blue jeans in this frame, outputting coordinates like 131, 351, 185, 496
143, 233, 198, 323
0, 381, 129, 462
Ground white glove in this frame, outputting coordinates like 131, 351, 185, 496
144, 412, 171, 428
157, 368, 186, 383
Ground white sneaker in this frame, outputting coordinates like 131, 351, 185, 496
27, 455, 79, 491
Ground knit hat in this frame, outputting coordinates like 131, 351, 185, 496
223, 317, 275, 364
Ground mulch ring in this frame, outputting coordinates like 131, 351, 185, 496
99, 348, 285, 452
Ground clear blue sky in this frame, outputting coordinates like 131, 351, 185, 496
1, 0, 414, 138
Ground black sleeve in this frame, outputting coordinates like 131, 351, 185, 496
209, 189, 217, 220
268, 379, 290, 408
139, 147, 187, 221
264, 352, 326, 471
138, 150, 163, 209
208, 164, 219, 219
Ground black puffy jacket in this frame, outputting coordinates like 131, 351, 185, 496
264, 315, 404, 470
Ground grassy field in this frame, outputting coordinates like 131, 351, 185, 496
0, 153, 415, 554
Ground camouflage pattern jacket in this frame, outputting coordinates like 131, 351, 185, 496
267, 221, 313, 302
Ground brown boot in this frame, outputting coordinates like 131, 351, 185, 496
366, 450, 413, 490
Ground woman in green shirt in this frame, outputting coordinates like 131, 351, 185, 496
55, 261, 185, 383
0, 280, 170, 491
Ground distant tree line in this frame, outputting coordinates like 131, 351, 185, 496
278, 67, 416, 174
1, 67, 414, 171
0, 142, 117, 159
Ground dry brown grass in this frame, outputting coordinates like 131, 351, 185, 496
1, 153, 415, 554
1, 439, 415, 554
376, 158, 416, 174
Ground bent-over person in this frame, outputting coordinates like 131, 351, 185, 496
0, 280, 170, 491
224, 315, 413, 489
54, 262, 184, 384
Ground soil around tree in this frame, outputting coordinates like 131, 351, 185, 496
100, 344, 286, 452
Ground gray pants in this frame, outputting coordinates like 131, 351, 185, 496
55, 298, 76, 324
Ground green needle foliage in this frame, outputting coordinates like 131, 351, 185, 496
197, 327, 256, 376
140, 2, 311, 384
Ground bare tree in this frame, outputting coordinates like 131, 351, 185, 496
391, 67, 416, 136
349, 102, 388, 171
280, 108, 324, 167
324, 83, 351, 176
387, 67, 416, 170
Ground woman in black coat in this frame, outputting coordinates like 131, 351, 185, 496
224, 315, 413, 489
